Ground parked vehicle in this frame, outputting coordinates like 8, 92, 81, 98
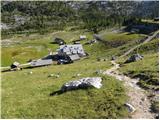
57, 59, 73, 65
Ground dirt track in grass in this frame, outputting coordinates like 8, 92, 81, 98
103, 31, 159, 118
104, 60, 155, 119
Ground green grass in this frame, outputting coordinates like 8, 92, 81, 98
151, 101, 159, 114
101, 32, 146, 42
1, 28, 158, 118
118, 37, 159, 90
1, 30, 93, 67
1, 29, 131, 118
83, 31, 146, 59
119, 53, 159, 90
1, 46, 48, 66
1, 59, 128, 118
131, 38, 159, 54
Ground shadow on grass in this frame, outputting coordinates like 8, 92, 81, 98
50, 90, 63, 96
50, 87, 92, 96
49, 42, 58, 44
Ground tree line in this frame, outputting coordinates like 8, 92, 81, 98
1, 1, 159, 34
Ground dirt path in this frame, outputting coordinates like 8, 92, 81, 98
120, 30, 159, 58
103, 31, 159, 118
104, 61, 155, 118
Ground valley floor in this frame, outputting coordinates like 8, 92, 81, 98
1, 28, 159, 118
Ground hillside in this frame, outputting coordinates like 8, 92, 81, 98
1, 30, 130, 118
1, 27, 159, 118
1, 1, 158, 35
1, 1, 159, 119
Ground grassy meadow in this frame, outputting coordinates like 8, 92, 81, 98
118, 38, 159, 90
117, 38, 159, 113
1, 56, 129, 118
1, 28, 158, 118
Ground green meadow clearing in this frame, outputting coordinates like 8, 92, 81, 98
1, 29, 159, 118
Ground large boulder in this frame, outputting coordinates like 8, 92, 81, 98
61, 77, 102, 92
125, 54, 143, 63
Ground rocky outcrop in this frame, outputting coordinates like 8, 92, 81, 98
125, 54, 143, 63
61, 77, 102, 92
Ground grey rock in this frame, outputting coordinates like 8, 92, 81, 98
76, 74, 81, 77
48, 74, 54, 77
55, 75, 60, 78
72, 73, 81, 78
111, 56, 116, 60
124, 103, 136, 113
125, 54, 143, 63
61, 77, 102, 92
29, 71, 33, 74
48, 74, 60, 78
95, 70, 103, 74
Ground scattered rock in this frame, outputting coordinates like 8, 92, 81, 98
139, 101, 143, 105
61, 77, 102, 92
125, 54, 143, 63
77, 73, 81, 77
72, 73, 81, 78
141, 97, 146, 101
80, 35, 87, 40
29, 71, 33, 74
48, 74, 60, 78
111, 56, 116, 60
97, 58, 107, 62
55, 75, 60, 78
48, 74, 54, 77
84, 39, 97, 45
103, 58, 107, 61
124, 103, 136, 113
95, 69, 103, 74
155, 115, 159, 119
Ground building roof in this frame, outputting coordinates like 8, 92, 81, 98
13, 61, 20, 66
30, 59, 52, 67
58, 44, 85, 56
69, 54, 80, 61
